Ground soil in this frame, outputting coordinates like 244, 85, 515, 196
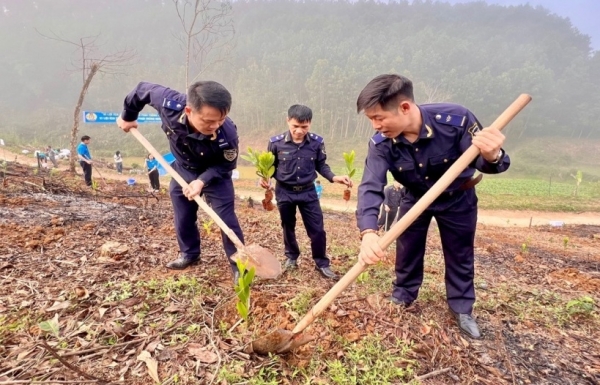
1, 159, 599, 384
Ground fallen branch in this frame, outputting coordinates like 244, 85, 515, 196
415, 367, 452, 381
38, 339, 110, 384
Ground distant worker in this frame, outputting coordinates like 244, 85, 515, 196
76, 135, 93, 187
114, 150, 123, 174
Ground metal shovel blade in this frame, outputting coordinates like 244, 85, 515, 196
251, 329, 315, 355
231, 244, 281, 279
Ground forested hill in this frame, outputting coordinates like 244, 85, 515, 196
1, 0, 599, 153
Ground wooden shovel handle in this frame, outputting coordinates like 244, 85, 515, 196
292, 94, 532, 334
129, 128, 245, 250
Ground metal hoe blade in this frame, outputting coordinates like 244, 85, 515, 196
232, 244, 281, 279
251, 329, 315, 355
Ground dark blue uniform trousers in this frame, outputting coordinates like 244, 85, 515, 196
169, 162, 244, 272
392, 189, 477, 314
275, 185, 329, 268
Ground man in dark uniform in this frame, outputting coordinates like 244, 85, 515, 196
116, 81, 244, 285
261, 105, 352, 280
378, 181, 404, 231
355, 74, 510, 339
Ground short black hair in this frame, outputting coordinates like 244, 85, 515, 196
115, 150, 120, 155
81, 135, 91, 141
187, 81, 232, 116
356, 74, 414, 113
287, 104, 312, 123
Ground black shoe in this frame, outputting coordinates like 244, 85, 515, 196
282, 258, 298, 270
315, 266, 338, 280
452, 311, 481, 339
165, 256, 199, 270
388, 296, 412, 307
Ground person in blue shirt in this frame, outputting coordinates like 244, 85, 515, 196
116, 81, 244, 286
355, 74, 510, 339
76, 135, 93, 187
145, 154, 160, 192
314, 180, 323, 200
261, 105, 352, 280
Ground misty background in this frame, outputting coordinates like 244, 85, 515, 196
1, 0, 599, 180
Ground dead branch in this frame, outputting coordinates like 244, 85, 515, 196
38, 339, 110, 383
415, 367, 452, 381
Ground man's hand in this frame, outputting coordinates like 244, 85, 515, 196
184, 180, 204, 200
117, 116, 138, 133
333, 175, 353, 188
358, 232, 386, 266
384, 204, 390, 212
259, 178, 272, 190
86, 160, 93, 164
472, 128, 505, 162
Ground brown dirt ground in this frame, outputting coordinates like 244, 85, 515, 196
1, 161, 599, 384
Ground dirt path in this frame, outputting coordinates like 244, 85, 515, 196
4, 147, 599, 226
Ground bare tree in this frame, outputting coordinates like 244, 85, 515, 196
37, 31, 135, 172
419, 80, 454, 104
173, 0, 235, 87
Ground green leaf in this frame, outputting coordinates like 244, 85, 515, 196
349, 169, 356, 179
39, 314, 60, 338
236, 301, 248, 321
244, 268, 255, 286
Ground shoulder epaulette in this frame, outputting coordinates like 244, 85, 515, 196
308, 133, 324, 143
270, 134, 285, 143
433, 112, 467, 127
162, 98, 184, 111
214, 129, 229, 148
370, 132, 389, 145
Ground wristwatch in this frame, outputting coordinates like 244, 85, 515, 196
489, 149, 504, 164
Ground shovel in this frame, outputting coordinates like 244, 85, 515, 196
129, 128, 282, 279
251, 94, 532, 354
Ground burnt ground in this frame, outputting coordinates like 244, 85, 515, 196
0, 161, 599, 385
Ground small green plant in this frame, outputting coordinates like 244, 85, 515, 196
131, 162, 140, 169
342, 150, 356, 201
201, 218, 214, 235
287, 289, 317, 315
38, 314, 60, 339
357, 271, 370, 283
241, 147, 276, 210
521, 243, 528, 254
234, 258, 255, 322
91, 179, 99, 191
565, 296, 595, 318
563, 236, 569, 249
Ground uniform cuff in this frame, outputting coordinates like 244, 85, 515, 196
121, 109, 139, 122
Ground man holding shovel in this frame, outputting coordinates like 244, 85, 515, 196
262, 105, 352, 280
355, 74, 510, 339
117, 81, 245, 284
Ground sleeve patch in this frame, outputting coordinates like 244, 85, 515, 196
223, 149, 237, 162
467, 122, 481, 137
270, 134, 285, 143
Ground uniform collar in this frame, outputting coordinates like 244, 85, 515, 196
284, 131, 310, 143
391, 106, 435, 145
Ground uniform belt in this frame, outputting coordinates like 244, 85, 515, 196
181, 164, 204, 172
278, 182, 315, 192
